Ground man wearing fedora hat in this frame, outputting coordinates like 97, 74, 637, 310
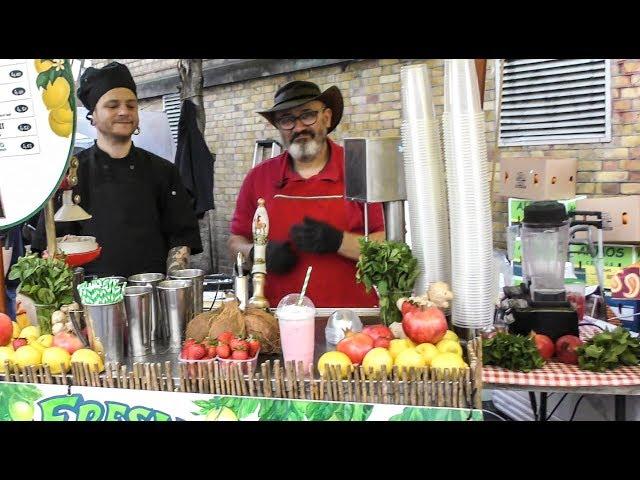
229, 80, 385, 307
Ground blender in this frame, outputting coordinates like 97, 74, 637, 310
501, 201, 579, 340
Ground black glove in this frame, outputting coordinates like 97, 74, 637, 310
251, 241, 298, 275
290, 217, 344, 254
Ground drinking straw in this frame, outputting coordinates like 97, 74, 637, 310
77, 278, 125, 305
296, 266, 313, 306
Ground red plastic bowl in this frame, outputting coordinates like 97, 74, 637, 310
65, 247, 102, 267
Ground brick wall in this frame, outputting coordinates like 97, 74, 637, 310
89, 59, 639, 273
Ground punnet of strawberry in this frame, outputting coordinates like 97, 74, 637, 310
179, 330, 261, 362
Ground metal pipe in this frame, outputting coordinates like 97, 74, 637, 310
383, 201, 406, 243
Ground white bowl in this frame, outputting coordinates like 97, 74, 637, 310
57, 235, 98, 254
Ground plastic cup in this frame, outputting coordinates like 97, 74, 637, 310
276, 294, 316, 372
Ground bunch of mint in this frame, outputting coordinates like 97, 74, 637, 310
576, 327, 640, 372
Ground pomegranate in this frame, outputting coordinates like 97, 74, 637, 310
402, 306, 448, 344
337, 332, 374, 365
0, 313, 12, 346
374, 337, 391, 349
52, 332, 84, 355
362, 324, 394, 342
555, 335, 583, 365
531, 332, 554, 360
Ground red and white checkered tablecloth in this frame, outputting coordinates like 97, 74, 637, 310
482, 324, 640, 388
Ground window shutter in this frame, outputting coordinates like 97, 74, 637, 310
162, 92, 182, 145
496, 59, 611, 146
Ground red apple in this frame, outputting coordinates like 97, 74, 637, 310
402, 306, 448, 344
337, 332, 374, 365
362, 324, 394, 342
532, 332, 554, 360
0, 313, 12, 346
12, 338, 28, 350
53, 332, 84, 355
555, 335, 583, 365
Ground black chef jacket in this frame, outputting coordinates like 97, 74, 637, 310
32, 142, 203, 278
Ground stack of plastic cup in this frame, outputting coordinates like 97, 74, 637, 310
401, 63, 451, 295
442, 59, 496, 330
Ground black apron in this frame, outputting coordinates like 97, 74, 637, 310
80, 146, 168, 278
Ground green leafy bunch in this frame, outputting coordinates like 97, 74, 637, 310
576, 327, 640, 372
482, 332, 545, 372
8, 253, 74, 307
356, 239, 420, 326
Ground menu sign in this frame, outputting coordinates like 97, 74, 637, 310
0, 59, 75, 228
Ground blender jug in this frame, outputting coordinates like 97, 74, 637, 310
520, 201, 570, 302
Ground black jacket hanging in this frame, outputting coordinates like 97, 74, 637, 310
174, 99, 215, 218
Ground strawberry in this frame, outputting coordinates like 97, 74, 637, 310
204, 345, 217, 359
183, 338, 197, 348
217, 331, 235, 345
247, 338, 261, 357
184, 343, 206, 360
230, 338, 249, 351
216, 343, 231, 359
231, 349, 249, 360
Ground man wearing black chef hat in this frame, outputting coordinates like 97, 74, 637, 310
33, 62, 202, 278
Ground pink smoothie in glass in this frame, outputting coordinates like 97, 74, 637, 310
277, 304, 315, 370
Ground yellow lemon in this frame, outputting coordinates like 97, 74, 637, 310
19, 325, 40, 339
388, 338, 416, 360
15, 313, 30, 330
442, 330, 459, 342
205, 407, 238, 421
362, 347, 394, 379
71, 349, 104, 373
42, 77, 70, 110
317, 351, 352, 379
27, 337, 45, 353
430, 352, 468, 371
415, 343, 439, 366
436, 339, 463, 357
42, 347, 71, 374
394, 348, 426, 370
0, 347, 15, 372
51, 103, 73, 124
34, 59, 54, 73
49, 112, 72, 137
37, 334, 54, 348
12, 322, 20, 339
14, 345, 42, 368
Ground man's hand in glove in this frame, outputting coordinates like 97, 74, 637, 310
251, 241, 298, 274
290, 217, 344, 254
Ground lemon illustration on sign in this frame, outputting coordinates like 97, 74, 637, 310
205, 407, 238, 421
362, 347, 393, 379
388, 338, 416, 360
42, 77, 70, 110
442, 330, 459, 342
71, 348, 104, 373
430, 352, 468, 370
19, 325, 40, 338
415, 343, 439, 366
42, 347, 71, 374
49, 112, 72, 137
436, 339, 463, 357
51, 103, 73, 124
0, 346, 15, 372
37, 334, 53, 348
9, 398, 35, 421
317, 351, 352, 379
394, 348, 426, 370
34, 59, 54, 73
12, 321, 20, 339
14, 345, 42, 368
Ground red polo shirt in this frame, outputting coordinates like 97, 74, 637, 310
231, 139, 384, 307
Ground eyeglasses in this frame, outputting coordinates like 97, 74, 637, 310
275, 108, 327, 130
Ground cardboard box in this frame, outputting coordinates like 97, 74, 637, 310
500, 157, 577, 201
508, 196, 586, 225
576, 196, 640, 243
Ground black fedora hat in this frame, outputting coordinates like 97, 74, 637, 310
258, 80, 343, 134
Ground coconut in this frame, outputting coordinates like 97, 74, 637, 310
185, 310, 217, 342
208, 300, 246, 340
244, 308, 281, 354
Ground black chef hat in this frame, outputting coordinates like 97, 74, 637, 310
77, 62, 137, 114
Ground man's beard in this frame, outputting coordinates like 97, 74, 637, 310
286, 129, 326, 162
